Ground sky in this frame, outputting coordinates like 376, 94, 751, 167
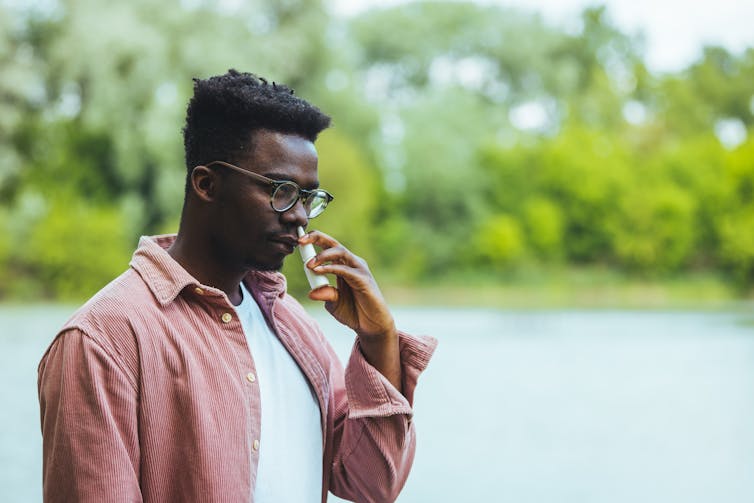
330, 0, 754, 73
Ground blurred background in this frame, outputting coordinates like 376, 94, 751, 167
2, 0, 754, 501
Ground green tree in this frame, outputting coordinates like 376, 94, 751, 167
0, 0, 336, 299
471, 213, 526, 269
609, 184, 696, 273
522, 197, 564, 261
716, 137, 754, 283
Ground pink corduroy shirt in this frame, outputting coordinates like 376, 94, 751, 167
38, 235, 437, 503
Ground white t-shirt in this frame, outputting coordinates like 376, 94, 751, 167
235, 282, 323, 502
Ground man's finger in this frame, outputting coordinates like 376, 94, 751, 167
308, 246, 360, 269
299, 229, 340, 249
308, 285, 339, 302
311, 263, 371, 288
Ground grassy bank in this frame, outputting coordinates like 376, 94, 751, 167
3, 268, 751, 311
377, 268, 752, 310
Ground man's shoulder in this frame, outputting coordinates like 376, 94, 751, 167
41, 268, 150, 376
58, 267, 154, 346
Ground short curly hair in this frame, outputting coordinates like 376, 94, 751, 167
182, 69, 331, 175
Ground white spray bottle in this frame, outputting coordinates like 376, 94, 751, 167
297, 226, 330, 292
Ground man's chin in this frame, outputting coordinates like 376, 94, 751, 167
246, 256, 286, 273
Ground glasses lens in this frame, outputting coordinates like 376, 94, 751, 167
306, 191, 331, 218
271, 182, 299, 212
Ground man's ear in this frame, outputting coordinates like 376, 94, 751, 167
189, 165, 217, 202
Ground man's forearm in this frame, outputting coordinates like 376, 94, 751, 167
358, 328, 403, 392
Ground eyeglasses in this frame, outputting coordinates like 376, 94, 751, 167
204, 160, 334, 219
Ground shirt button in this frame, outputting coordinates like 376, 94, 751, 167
194, 287, 204, 295
253, 439, 260, 451
246, 372, 256, 383
221, 312, 233, 323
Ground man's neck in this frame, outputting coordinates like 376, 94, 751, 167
167, 232, 246, 306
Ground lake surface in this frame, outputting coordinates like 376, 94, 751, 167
2, 305, 754, 502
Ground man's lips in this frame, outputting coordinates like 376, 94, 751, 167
269, 234, 299, 252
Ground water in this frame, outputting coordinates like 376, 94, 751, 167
2, 305, 754, 502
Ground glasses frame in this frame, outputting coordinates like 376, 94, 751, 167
204, 160, 334, 218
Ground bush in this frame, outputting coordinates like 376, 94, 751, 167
715, 137, 754, 282
609, 184, 696, 273
25, 200, 133, 300
472, 214, 525, 269
523, 197, 564, 261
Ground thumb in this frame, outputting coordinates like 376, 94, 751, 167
308, 285, 339, 303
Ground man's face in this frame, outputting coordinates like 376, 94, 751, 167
209, 129, 319, 271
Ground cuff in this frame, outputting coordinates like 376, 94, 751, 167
345, 331, 438, 419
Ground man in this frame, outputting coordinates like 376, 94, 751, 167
38, 69, 436, 502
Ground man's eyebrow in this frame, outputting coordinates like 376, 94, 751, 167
261, 172, 292, 180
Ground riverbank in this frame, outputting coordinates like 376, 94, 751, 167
377, 269, 752, 310
2, 268, 751, 311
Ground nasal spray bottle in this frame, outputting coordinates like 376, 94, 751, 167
297, 226, 330, 292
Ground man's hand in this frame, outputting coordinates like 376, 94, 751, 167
298, 229, 402, 391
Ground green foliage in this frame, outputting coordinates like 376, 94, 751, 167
23, 199, 132, 300
476, 123, 753, 278
394, 88, 493, 272
686, 47, 754, 126
716, 138, 754, 282
717, 211, 754, 282
1, 0, 754, 300
0, 208, 12, 290
610, 184, 696, 273
539, 128, 632, 261
372, 215, 429, 280
480, 127, 632, 263
523, 197, 564, 261
472, 214, 525, 269
1, 0, 335, 300
311, 130, 380, 255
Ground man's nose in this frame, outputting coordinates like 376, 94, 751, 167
280, 195, 309, 228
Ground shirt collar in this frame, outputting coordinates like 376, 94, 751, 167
130, 234, 287, 306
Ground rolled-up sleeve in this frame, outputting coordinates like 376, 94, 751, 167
330, 331, 437, 502
38, 329, 142, 503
